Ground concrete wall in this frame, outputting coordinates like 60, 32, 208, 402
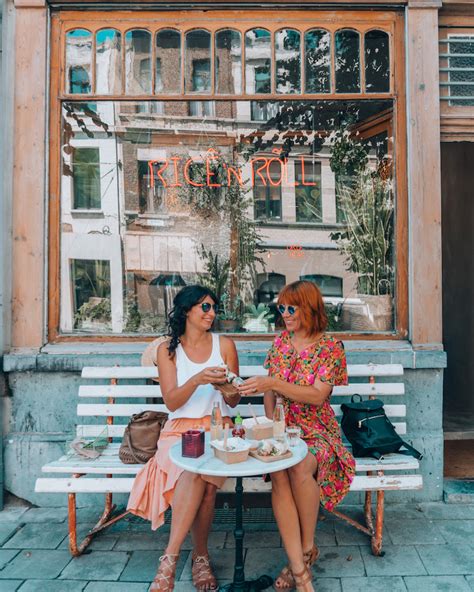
3, 342, 446, 507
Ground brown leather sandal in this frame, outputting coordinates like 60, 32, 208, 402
192, 554, 218, 591
273, 546, 319, 591
150, 553, 179, 591
293, 566, 314, 592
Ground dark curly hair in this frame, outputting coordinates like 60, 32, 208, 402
167, 285, 219, 357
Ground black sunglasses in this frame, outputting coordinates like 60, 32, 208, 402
277, 304, 298, 316
201, 302, 219, 313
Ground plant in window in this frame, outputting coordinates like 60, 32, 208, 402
74, 297, 112, 330
197, 245, 230, 302
243, 303, 274, 333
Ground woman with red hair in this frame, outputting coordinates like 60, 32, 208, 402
239, 280, 355, 592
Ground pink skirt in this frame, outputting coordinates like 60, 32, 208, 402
127, 415, 229, 530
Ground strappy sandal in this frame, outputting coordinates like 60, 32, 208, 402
293, 566, 314, 592
273, 546, 320, 590
192, 554, 218, 591
150, 553, 179, 591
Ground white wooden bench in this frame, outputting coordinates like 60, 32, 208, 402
35, 362, 422, 557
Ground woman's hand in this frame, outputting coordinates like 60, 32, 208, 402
238, 376, 276, 396
193, 366, 227, 386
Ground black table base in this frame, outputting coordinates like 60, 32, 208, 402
219, 477, 273, 592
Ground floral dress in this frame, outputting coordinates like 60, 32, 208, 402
264, 330, 355, 511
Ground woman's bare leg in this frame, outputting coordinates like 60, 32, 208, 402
165, 471, 207, 554
271, 469, 306, 577
287, 453, 320, 553
191, 482, 217, 556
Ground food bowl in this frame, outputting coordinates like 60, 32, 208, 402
211, 437, 251, 464
242, 417, 274, 440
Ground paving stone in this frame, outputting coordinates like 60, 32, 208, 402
119, 550, 188, 582
57, 523, 118, 551
114, 531, 165, 551
0, 509, 28, 524
432, 520, 474, 544
59, 551, 130, 581
361, 545, 426, 576
311, 547, 365, 578
155, 530, 226, 551
242, 546, 287, 581
20, 508, 68, 524
416, 544, 474, 575
18, 580, 87, 591
404, 576, 472, 591
224, 530, 281, 549
383, 504, 426, 521
0, 582, 23, 592
0, 550, 21, 570
341, 576, 407, 592
334, 520, 390, 546
174, 582, 212, 592
311, 578, 342, 591
315, 519, 337, 547
385, 518, 446, 545
84, 583, 149, 592
180, 549, 236, 581
3, 523, 67, 550
466, 575, 474, 590
419, 503, 474, 520
0, 525, 21, 547
0, 550, 72, 580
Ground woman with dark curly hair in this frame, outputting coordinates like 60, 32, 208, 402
127, 285, 239, 592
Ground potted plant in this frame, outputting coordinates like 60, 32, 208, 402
243, 303, 274, 333
217, 292, 242, 333
74, 297, 112, 332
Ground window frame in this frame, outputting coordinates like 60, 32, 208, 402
48, 9, 408, 342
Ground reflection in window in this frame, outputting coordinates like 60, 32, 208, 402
300, 274, 343, 297
251, 101, 279, 121
138, 161, 165, 214
125, 29, 152, 94
215, 30, 242, 94
365, 30, 390, 93
72, 259, 111, 331
335, 29, 360, 93
189, 101, 215, 117
185, 30, 211, 93
246, 29, 271, 94
72, 147, 101, 209
275, 29, 301, 94
254, 160, 282, 220
155, 29, 181, 94
96, 29, 122, 94
448, 36, 474, 106
305, 29, 331, 93
295, 161, 322, 222
66, 29, 92, 94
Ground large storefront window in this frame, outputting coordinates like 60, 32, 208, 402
52, 11, 405, 338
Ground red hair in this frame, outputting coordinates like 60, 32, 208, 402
277, 280, 328, 335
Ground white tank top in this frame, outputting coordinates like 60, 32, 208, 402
168, 333, 234, 420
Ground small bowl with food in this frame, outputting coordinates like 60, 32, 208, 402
211, 436, 251, 464
250, 438, 292, 462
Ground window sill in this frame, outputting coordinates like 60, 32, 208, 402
71, 209, 104, 218
2, 341, 447, 373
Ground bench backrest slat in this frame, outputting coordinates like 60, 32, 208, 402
81, 363, 404, 380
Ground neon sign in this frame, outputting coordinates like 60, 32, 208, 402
148, 149, 317, 189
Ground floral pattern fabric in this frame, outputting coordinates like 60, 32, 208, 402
264, 330, 355, 510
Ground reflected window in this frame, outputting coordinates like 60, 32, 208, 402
185, 30, 211, 93
216, 30, 242, 94
300, 274, 343, 297
305, 29, 331, 93
275, 29, 301, 94
72, 147, 101, 210
254, 160, 282, 220
295, 160, 322, 222
335, 29, 360, 93
72, 259, 111, 331
155, 29, 181, 94
246, 29, 271, 94
138, 161, 165, 214
66, 29, 92, 94
189, 101, 215, 117
251, 101, 279, 121
95, 29, 122, 94
125, 29, 152, 94
365, 30, 390, 93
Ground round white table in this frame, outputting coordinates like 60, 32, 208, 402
169, 434, 308, 592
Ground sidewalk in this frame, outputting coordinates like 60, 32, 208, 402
0, 502, 472, 591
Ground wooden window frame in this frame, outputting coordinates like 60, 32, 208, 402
48, 9, 408, 342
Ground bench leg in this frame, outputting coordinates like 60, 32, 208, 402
371, 489, 385, 556
67, 488, 120, 557
364, 490, 374, 533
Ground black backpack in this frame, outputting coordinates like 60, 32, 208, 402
340, 395, 423, 460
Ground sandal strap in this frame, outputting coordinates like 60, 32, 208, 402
151, 553, 179, 591
192, 554, 218, 590
293, 566, 313, 591
273, 564, 295, 590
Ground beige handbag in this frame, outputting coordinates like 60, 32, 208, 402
119, 410, 168, 464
